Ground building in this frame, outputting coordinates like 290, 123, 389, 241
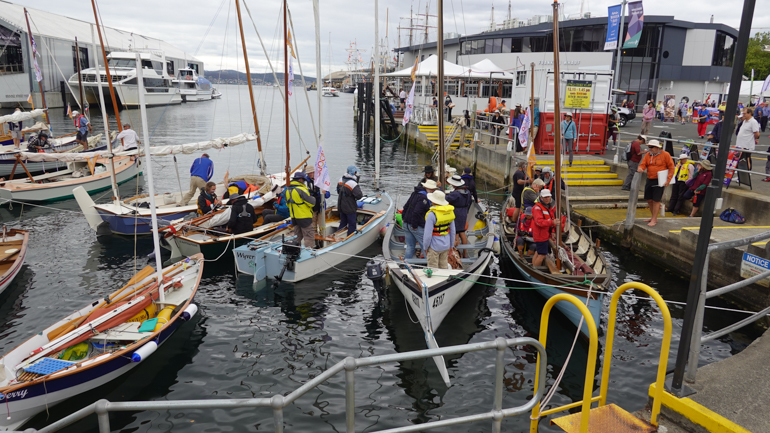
0, 1, 202, 108
395, 15, 738, 110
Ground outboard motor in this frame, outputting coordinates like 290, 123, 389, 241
366, 260, 385, 295
273, 236, 302, 287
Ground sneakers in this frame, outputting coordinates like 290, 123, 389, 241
621, 187, 631, 191
762, 177, 770, 182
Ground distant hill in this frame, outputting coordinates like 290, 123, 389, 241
204, 70, 316, 84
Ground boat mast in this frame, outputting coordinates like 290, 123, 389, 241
374, 0, 381, 188
22, 8, 49, 129
313, 0, 327, 236
436, 0, 445, 184
283, 0, 291, 186
551, 0, 562, 228
74, 38, 86, 122
234, 0, 267, 175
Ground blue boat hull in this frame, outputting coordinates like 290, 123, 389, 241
98, 211, 190, 235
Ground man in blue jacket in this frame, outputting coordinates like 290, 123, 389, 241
179, 153, 214, 206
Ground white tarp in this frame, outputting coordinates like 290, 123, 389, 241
383, 55, 477, 79
0, 109, 46, 124
467, 59, 515, 79
15, 133, 257, 162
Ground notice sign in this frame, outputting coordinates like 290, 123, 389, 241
740, 252, 770, 288
564, 80, 592, 109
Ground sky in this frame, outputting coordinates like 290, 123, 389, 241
11, 0, 770, 78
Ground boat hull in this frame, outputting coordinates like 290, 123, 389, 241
0, 231, 28, 296
71, 82, 182, 108
97, 210, 190, 236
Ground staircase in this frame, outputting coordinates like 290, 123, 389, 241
536, 160, 623, 186
418, 124, 472, 149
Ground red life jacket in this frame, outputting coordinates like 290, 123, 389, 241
73, 115, 86, 128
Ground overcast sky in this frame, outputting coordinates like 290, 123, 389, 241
12, 0, 769, 78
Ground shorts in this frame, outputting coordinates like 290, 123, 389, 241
535, 240, 550, 255
644, 178, 664, 202
76, 131, 89, 142
400, 98, 405, 104
512, 191, 522, 208
10, 130, 21, 139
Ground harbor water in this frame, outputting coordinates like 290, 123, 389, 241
0, 86, 761, 432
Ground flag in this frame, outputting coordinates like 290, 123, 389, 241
761, 74, 770, 96
30, 35, 42, 82
402, 82, 416, 126
314, 143, 332, 191
410, 58, 419, 81
604, 4, 622, 51
623, 1, 644, 49
26, 94, 32, 104
518, 107, 531, 148
66, 103, 72, 118
287, 30, 296, 59
287, 56, 294, 99
84, 103, 89, 114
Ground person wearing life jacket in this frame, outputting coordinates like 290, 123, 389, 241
226, 194, 258, 235
666, 153, 696, 216
401, 179, 437, 259
336, 165, 364, 236
446, 175, 473, 256
286, 172, 317, 248
540, 167, 565, 193
516, 206, 535, 257
422, 190, 456, 270
72, 110, 92, 147
223, 180, 259, 199
521, 178, 545, 211
532, 189, 565, 268
261, 186, 291, 225
197, 182, 221, 215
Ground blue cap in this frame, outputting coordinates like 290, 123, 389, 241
293, 172, 306, 180
347, 165, 358, 176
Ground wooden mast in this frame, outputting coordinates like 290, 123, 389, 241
74, 37, 86, 124
22, 8, 48, 128
551, 0, 562, 235
235, 0, 267, 175
283, 0, 291, 186
436, 0, 445, 185
90, 0, 122, 131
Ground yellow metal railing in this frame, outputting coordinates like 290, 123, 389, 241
529, 282, 673, 432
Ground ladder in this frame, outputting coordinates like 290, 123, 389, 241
432, 119, 462, 164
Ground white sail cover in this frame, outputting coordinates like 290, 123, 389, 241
196, 192, 275, 229
0, 109, 46, 124
15, 133, 257, 162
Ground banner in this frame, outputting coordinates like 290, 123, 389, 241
623, 1, 644, 49
402, 81, 416, 126
564, 80, 593, 108
287, 56, 294, 99
518, 107, 530, 148
30, 35, 42, 82
761, 74, 770, 96
604, 4, 622, 51
410, 58, 419, 81
314, 143, 331, 191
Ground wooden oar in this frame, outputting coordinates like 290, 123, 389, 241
0, 249, 20, 262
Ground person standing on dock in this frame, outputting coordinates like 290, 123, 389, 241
402, 179, 437, 259
696, 104, 710, 139
666, 154, 695, 216
336, 165, 364, 236
8, 107, 22, 149
399, 88, 406, 110
491, 110, 505, 145
445, 93, 453, 122
622, 136, 646, 191
736, 107, 760, 172
607, 106, 619, 151
637, 139, 674, 227
179, 153, 213, 206
286, 172, 317, 248
423, 191, 456, 270
561, 113, 577, 166
641, 101, 655, 136
72, 110, 92, 148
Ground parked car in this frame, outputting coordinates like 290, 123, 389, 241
611, 89, 637, 127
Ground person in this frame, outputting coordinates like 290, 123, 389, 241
532, 189, 556, 268
622, 136, 646, 191
696, 104, 710, 138
561, 113, 577, 166
446, 175, 473, 255
463, 110, 472, 129
498, 99, 508, 115
540, 166, 565, 193
444, 93, 453, 121
621, 99, 627, 108
223, 180, 259, 199
532, 166, 542, 180
26, 131, 49, 153
705, 111, 724, 161
261, 189, 290, 225
420, 165, 440, 186
607, 106, 619, 150
286, 172, 317, 248
761, 103, 770, 132
515, 206, 535, 257
686, 160, 714, 217
521, 178, 545, 210
491, 110, 505, 145
678, 99, 688, 124
531, 101, 540, 140
179, 154, 214, 205
422, 190, 456, 270
637, 139, 675, 227
510, 105, 524, 151
627, 99, 635, 111
72, 110, 92, 147
7, 107, 22, 149
510, 161, 530, 222
336, 165, 364, 236
461, 167, 478, 203
486, 95, 498, 114
116, 123, 140, 151
666, 154, 695, 216
431, 97, 438, 108
402, 179, 437, 259
399, 88, 406, 110
735, 107, 760, 172
227, 194, 258, 235
656, 100, 664, 121
197, 181, 222, 215
641, 101, 655, 136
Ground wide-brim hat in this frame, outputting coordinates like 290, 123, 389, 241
447, 175, 465, 187
564, 112, 573, 117
424, 165, 435, 174
229, 193, 241, 201
421, 179, 438, 189
699, 160, 713, 170
542, 166, 552, 173
679, 153, 690, 159
647, 139, 662, 148
427, 190, 449, 206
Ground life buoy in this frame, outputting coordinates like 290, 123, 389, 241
185, 76, 193, 81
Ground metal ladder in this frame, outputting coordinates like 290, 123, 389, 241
432, 119, 462, 164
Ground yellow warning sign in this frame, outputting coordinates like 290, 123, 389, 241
564, 80, 592, 109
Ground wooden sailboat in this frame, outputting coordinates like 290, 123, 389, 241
497, 2, 611, 336
0, 226, 28, 296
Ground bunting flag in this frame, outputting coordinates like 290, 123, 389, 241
314, 142, 331, 191
402, 82, 416, 126
410, 58, 419, 82
623, 1, 644, 49
66, 103, 72, 118
518, 107, 531, 148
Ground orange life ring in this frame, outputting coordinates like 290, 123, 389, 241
185, 76, 193, 81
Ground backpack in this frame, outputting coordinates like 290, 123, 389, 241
624, 142, 633, 162
719, 208, 745, 224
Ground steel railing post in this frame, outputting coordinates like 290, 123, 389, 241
686, 251, 711, 383
271, 395, 284, 433
345, 357, 357, 433
492, 337, 506, 433
94, 400, 110, 433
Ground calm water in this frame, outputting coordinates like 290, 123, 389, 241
0, 86, 759, 432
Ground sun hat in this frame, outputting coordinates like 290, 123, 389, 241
229, 193, 241, 201
72, 110, 79, 116
647, 139, 662, 148
565, 112, 573, 117
532, 178, 545, 187
540, 189, 552, 198
611, 106, 619, 112
421, 179, 438, 189
424, 165, 435, 174
542, 167, 552, 173
534, 166, 541, 172
699, 160, 713, 170
524, 206, 533, 216
679, 153, 690, 159
447, 175, 465, 187
427, 190, 449, 206
445, 165, 457, 174
347, 165, 358, 176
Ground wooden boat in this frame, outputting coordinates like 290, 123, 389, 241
0, 227, 28, 295
0, 255, 203, 430
0, 131, 108, 178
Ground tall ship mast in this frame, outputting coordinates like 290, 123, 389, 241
342, 41, 366, 93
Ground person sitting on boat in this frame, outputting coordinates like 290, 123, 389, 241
336, 165, 364, 237
26, 131, 50, 153
227, 193, 258, 235
286, 172, 317, 248
261, 189, 291, 225
72, 110, 92, 148
401, 179, 437, 259
179, 154, 214, 206
422, 190, 456, 270
532, 189, 565, 268
461, 167, 478, 203
540, 167, 565, 193
116, 123, 140, 152
420, 165, 441, 187
521, 178, 545, 211
516, 206, 535, 257
8, 107, 22, 149
223, 180, 259, 200
197, 182, 222, 215
446, 175, 473, 256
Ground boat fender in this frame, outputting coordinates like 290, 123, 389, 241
153, 306, 175, 332
491, 222, 500, 254
182, 304, 198, 321
131, 341, 158, 363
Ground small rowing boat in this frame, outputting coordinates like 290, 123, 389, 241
0, 226, 28, 296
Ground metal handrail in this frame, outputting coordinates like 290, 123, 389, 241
18, 337, 547, 433
685, 230, 770, 382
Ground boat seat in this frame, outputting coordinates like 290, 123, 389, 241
455, 243, 489, 250
593, 259, 604, 275
403, 258, 477, 265
585, 248, 597, 268
566, 226, 580, 245
575, 236, 590, 255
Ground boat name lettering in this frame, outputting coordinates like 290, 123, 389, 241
411, 294, 420, 307
235, 252, 255, 261
0, 389, 28, 401
432, 293, 445, 309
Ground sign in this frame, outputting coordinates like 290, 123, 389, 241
402, 82, 416, 126
564, 80, 592, 109
723, 150, 740, 186
623, 1, 645, 49
314, 143, 331, 191
604, 4, 622, 51
740, 252, 770, 288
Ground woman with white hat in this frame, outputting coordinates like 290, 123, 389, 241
561, 112, 577, 166
637, 139, 675, 226
667, 153, 695, 216
422, 190, 456, 270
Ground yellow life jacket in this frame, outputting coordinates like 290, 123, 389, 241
521, 186, 536, 209
286, 181, 313, 219
426, 204, 455, 236
675, 160, 694, 182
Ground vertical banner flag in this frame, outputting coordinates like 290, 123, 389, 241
623, 1, 644, 49
760, 74, 770, 96
30, 35, 42, 82
314, 142, 332, 191
402, 82, 416, 126
604, 4, 622, 51
518, 107, 530, 148
410, 57, 419, 81
287, 31, 296, 99
66, 103, 72, 118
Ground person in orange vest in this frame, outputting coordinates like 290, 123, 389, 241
72, 110, 92, 147
197, 182, 222, 215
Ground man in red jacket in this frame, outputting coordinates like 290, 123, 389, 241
532, 189, 556, 267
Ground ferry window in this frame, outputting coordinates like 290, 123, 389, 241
151, 61, 163, 73
484, 39, 494, 54
520, 37, 531, 53
143, 78, 167, 88
501, 82, 512, 98
189, 63, 200, 74
492, 38, 502, 53
71, 46, 89, 71
141, 60, 153, 69
167, 60, 174, 76
108, 59, 136, 68
502, 38, 512, 53
516, 71, 527, 86
712, 31, 735, 67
